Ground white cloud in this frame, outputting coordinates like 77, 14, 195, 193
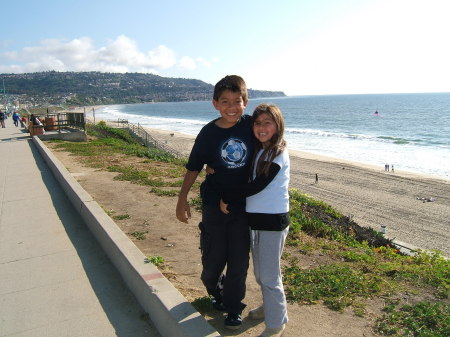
178, 56, 196, 70
0, 35, 210, 74
196, 57, 212, 68
175, 55, 216, 71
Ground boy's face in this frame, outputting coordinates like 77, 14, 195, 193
213, 90, 248, 128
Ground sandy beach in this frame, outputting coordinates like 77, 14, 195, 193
146, 127, 450, 257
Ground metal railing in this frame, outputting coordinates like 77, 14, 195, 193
96, 119, 186, 159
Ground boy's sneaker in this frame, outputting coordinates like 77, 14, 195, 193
248, 305, 265, 320
224, 313, 242, 330
259, 324, 286, 337
211, 298, 225, 311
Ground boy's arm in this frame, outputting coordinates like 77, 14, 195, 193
176, 169, 200, 223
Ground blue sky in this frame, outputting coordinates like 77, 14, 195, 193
1, 0, 449, 95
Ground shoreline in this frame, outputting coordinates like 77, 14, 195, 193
142, 125, 449, 182
84, 105, 449, 181
141, 126, 450, 257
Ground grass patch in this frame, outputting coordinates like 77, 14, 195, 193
284, 263, 390, 311
189, 196, 203, 212
102, 206, 115, 216
146, 255, 165, 267
380, 249, 449, 299
129, 231, 148, 240
108, 165, 181, 188
112, 214, 130, 220
150, 188, 178, 197
375, 300, 450, 337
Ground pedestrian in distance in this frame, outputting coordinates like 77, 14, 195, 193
175, 75, 255, 330
31, 114, 42, 126
218, 103, 290, 337
12, 111, 20, 127
20, 116, 27, 128
0, 110, 5, 128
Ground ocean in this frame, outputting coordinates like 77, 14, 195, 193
93, 92, 450, 180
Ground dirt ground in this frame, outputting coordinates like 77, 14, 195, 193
44, 141, 398, 337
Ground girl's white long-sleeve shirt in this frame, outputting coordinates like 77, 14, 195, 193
246, 149, 290, 214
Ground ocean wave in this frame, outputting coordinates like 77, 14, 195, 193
286, 128, 350, 138
377, 136, 411, 144
286, 128, 399, 144
96, 110, 207, 127
285, 127, 448, 147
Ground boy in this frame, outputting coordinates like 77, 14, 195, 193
176, 75, 254, 330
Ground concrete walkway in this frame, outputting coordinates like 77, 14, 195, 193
0, 118, 161, 336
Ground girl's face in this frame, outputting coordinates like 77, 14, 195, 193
253, 112, 277, 148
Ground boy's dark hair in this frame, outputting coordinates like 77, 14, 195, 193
213, 75, 248, 102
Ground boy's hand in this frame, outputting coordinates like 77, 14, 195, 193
176, 199, 191, 223
176, 170, 199, 223
205, 165, 215, 175
219, 199, 229, 214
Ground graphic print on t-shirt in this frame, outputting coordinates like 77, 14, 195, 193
221, 138, 248, 168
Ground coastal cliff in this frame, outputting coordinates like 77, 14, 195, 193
1, 71, 286, 106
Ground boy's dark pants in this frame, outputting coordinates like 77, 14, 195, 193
200, 205, 250, 315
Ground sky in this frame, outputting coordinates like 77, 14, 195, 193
1, 0, 449, 96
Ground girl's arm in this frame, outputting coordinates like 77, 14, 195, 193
222, 162, 281, 203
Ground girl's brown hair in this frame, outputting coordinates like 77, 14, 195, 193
251, 103, 286, 177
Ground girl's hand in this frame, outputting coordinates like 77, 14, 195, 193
205, 165, 215, 175
220, 199, 229, 214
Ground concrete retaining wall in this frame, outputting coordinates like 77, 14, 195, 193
32, 136, 220, 337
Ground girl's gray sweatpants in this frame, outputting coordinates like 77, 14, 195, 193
251, 227, 289, 329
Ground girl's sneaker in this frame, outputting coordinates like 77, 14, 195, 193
259, 324, 286, 337
248, 305, 265, 320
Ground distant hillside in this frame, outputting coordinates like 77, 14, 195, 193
1, 71, 286, 106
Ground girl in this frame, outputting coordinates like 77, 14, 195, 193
220, 103, 290, 337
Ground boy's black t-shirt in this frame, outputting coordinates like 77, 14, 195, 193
186, 114, 254, 210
